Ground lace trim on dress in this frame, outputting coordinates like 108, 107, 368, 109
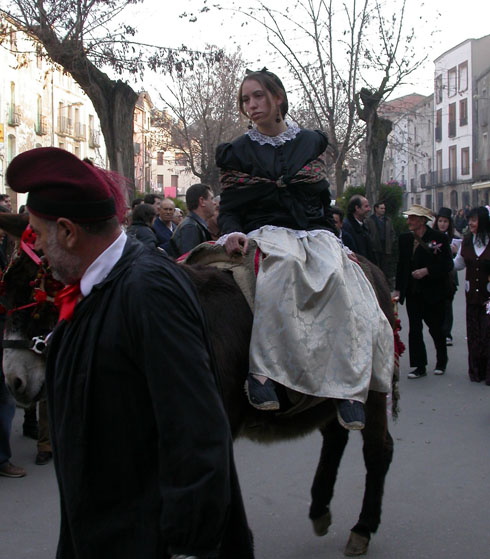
247, 121, 300, 147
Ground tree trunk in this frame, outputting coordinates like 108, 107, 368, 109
27, 28, 138, 196
357, 88, 393, 204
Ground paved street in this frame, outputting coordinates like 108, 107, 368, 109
1, 270, 489, 558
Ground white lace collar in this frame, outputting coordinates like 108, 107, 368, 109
247, 120, 300, 147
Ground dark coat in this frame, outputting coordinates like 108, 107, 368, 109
168, 212, 211, 258
126, 220, 158, 248
395, 227, 454, 305
365, 214, 395, 255
461, 236, 490, 305
342, 216, 377, 264
46, 238, 253, 559
152, 217, 175, 251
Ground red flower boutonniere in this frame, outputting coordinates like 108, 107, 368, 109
428, 241, 442, 254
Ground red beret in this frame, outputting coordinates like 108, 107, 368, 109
6, 147, 116, 222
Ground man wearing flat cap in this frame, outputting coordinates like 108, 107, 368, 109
6, 147, 253, 559
394, 204, 454, 378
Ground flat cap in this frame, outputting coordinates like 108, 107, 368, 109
6, 147, 116, 222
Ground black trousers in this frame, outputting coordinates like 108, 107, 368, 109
406, 294, 448, 369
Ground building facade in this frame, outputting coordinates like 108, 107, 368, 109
133, 92, 199, 199
0, 13, 106, 209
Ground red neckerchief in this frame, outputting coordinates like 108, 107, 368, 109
54, 283, 81, 322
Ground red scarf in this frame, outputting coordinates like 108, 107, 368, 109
54, 283, 81, 322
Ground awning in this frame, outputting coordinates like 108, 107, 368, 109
472, 181, 490, 190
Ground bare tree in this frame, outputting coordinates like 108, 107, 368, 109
160, 47, 245, 193
187, 0, 427, 199
1, 1, 222, 192
355, 0, 426, 203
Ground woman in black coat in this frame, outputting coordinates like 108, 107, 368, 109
127, 203, 158, 248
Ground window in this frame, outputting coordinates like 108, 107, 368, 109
459, 98, 468, 126
157, 175, 164, 189
175, 153, 188, 166
425, 194, 432, 209
435, 75, 443, 104
448, 103, 456, 137
7, 135, 16, 164
436, 149, 443, 183
458, 62, 468, 92
448, 67, 457, 97
461, 147, 470, 175
157, 152, 164, 165
170, 175, 178, 187
449, 145, 457, 182
435, 109, 442, 141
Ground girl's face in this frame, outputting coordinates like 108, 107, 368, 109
468, 216, 478, 235
240, 79, 282, 129
437, 216, 450, 232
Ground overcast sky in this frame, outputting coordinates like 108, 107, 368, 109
127, 0, 490, 101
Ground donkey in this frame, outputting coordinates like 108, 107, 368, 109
0, 212, 398, 556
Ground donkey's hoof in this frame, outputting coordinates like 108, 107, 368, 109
344, 531, 369, 556
311, 509, 332, 536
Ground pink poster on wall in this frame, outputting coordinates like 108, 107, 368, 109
163, 187, 177, 198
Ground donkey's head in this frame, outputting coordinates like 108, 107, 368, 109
0, 214, 62, 405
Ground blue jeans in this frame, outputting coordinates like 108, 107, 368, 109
0, 373, 16, 466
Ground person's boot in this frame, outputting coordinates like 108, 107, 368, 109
336, 400, 365, 430
244, 375, 280, 411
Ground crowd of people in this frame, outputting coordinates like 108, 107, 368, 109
0, 67, 488, 559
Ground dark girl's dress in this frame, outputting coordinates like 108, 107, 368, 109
216, 122, 393, 403
455, 235, 490, 383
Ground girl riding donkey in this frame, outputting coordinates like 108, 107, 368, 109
216, 69, 394, 429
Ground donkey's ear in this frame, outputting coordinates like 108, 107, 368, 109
0, 213, 30, 238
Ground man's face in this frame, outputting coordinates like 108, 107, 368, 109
0, 196, 12, 211
30, 214, 82, 285
355, 197, 371, 220
333, 213, 342, 232
159, 200, 175, 224
201, 192, 217, 220
406, 214, 427, 232
375, 204, 385, 217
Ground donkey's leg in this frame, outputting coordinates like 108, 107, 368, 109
309, 420, 349, 536
345, 391, 394, 556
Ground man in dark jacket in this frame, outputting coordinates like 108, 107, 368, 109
394, 204, 453, 379
342, 195, 377, 264
169, 184, 216, 258
6, 148, 253, 559
365, 201, 396, 286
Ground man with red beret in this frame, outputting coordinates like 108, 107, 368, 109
6, 148, 253, 559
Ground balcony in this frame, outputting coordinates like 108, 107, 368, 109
89, 129, 101, 148
74, 122, 86, 141
35, 115, 48, 136
57, 116, 73, 136
8, 104, 21, 126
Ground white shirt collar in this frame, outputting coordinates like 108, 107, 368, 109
80, 231, 127, 297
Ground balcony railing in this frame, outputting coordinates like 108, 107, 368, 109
35, 115, 48, 136
8, 104, 21, 126
74, 122, 86, 140
57, 116, 73, 136
89, 129, 101, 148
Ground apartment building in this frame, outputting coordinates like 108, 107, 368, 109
0, 12, 106, 209
432, 34, 490, 209
134, 91, 199, 199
